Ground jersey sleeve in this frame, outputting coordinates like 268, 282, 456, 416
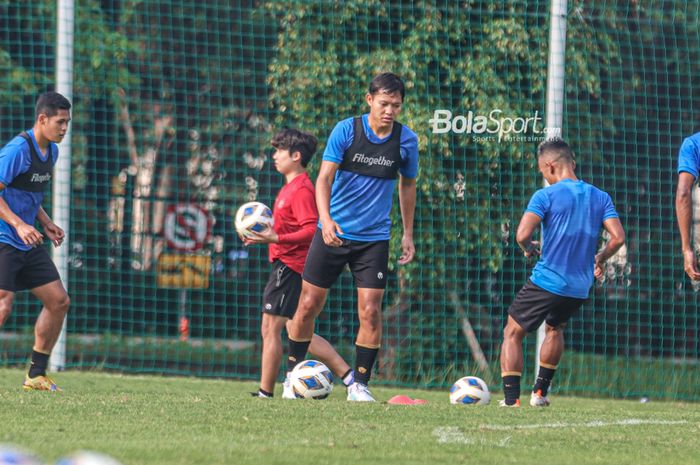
0, 138, 29, 186
602, 192, 619, 221
525, 188, 549, 219
277, 185, 318, 245
678, 137, 700, 178
322, 118, 355, 164
399, 127, 419, 179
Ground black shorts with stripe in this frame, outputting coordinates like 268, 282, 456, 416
302, 229, 389, 290
262, 260, 303, 318
0, 242, 61, 292
507, 280, 586, 333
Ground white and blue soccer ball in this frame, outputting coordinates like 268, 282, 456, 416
55, 451, 122, 465
289, 360, 334, 399
235, 201, 273, 238
0, 445, 43, 465
449, 376, 491, 405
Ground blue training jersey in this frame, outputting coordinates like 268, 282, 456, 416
0, 129, 59, 251
677, 131, 700, 178
526, 179, 618, 299
322, 114, 419, 241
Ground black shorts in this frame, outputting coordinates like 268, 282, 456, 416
262, 260, 303, 318
302, 229, 389, 289
0, 243, 61, 292
507, 280, 586, 333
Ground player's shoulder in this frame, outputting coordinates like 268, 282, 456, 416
399, 123, 419, 144
1, 134, 30, 154
680, 132, 700, 151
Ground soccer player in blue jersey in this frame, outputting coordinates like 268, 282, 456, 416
284, 72, 419, 401
500, 138, 625, 407
0, 91, 72, 391
675, 132, 700, 281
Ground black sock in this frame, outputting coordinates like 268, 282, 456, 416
286, 338, 311, 372
502, 374, 521, 405
28, 350, 49, 378
354, 345, 379, 385
533, 366, 556, 396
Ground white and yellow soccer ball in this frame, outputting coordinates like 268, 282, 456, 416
234, 201, 273, 239
449, 376, 491, 405
289, 360, 334, 399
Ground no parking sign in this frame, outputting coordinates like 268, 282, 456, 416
163, 203, 212, 251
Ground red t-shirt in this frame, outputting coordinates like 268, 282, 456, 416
268, 172, 318, 274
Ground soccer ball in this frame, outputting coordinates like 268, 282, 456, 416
449, 376, 491, 405
289, 360, 334, 399
55, 451, 123, 465
234, 201, 273, 238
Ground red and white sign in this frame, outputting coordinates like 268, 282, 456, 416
164, 203, 212, 251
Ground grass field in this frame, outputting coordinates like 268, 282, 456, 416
1, 368, 698, 465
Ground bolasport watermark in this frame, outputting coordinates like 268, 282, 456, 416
429, 109, 560, 143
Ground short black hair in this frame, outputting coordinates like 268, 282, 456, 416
368, 72, 405, 101
35, 91, 71, 120
537, 137, 575, 163
270, 129, 318, 167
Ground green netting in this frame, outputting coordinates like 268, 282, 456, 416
1, 0, 699, 400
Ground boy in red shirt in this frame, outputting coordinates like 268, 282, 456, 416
244, 129, 354, 398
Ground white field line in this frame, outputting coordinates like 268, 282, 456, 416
434, 420, 689, 446
478, 419, 688, 431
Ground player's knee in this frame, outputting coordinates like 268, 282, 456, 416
358, 303, 381, 331
50, 294, 70, 315
503, 321, 525, 341
297, 293, 321, 316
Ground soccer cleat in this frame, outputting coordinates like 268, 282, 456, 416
530, 389, 551, 407
347, 382, 376, 402
282, 374, 297, 399
498, 399, 520, 407
22, 374, 61, 391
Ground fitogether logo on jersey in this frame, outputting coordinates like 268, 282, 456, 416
352, 153, 395, 167
30, 173, 51, 183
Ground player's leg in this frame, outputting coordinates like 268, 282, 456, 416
529, 323, 564, 406
530, 295, 584, 406
285, 281, 328, 371
25, 279, 69, 391
0, 290, 15, 328
500, 315, 527, 406
0, 243, 21, 328
355, 287, 384, 382
257, 313, 288, 397
346, 239, 388, 401
287, 230, 346, 372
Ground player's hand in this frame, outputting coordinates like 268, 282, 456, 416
523, 241, 540, 258
43, 221, 65, 247
15, 223, 43, 247
320, 219, 343, 247
682, 249, 700, 281
398, 234, 415, 265
242, 227, 278, 246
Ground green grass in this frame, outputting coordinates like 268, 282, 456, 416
1, 369, 699, 465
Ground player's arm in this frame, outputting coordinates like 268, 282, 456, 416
398, 175, 416, 264
36, 206, 65, 247
316, 160, 343, 247
675, 171, 700, 280
515, 212, 542, 258
0, 182, 43, 246
594, 217, 625, 279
